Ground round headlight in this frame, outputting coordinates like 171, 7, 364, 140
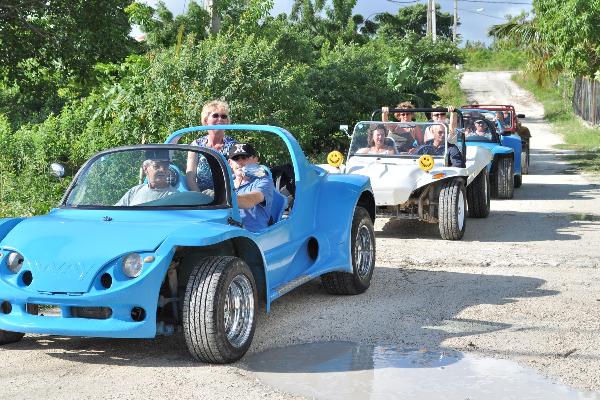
7, 252, 24, 274
122, 253, 142, 278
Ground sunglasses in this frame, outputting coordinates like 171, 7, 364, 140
210, 113, 229, 120
397, 112, 412, 116
232, 154, 250, 161
432, 113, 446, 117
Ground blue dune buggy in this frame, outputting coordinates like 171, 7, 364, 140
0, 125, 376, 363
460, 109, 522, 199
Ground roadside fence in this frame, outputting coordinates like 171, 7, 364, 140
572, 77, 599, 126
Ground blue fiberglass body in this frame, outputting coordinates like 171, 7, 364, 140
0, 124, 374, 340
461, 109, 522, 178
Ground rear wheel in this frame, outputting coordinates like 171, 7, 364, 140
495, 157, 514, 199
521, 142, 530, 175
439, 179, 466, 240
0, 329, 25, 345
467, 169, 490, 218
183, 256, 257, 363
322, 206, 375, 295
514, 174, 522, 188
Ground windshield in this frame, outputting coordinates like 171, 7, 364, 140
460, 110, 501, 142
499, 110, 513, 129
63, 146, 227, 208
349, 121, 452, 158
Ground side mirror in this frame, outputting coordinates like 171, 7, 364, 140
339, 125, 350, 137
50, 163, 65, 178
517, 113, 525, 118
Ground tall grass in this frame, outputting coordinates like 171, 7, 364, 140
462, 48, 527, 72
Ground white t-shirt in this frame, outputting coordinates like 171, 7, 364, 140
115, 184, 177, 206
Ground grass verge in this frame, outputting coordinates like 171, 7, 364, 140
513, 73, 600, 174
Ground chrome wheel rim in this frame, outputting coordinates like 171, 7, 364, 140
355, 225, 374, 278
458, 190, 465, 231
223, 274, 254, 348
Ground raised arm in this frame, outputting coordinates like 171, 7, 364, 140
185, 151, 201, 192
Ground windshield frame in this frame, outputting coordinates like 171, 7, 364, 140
59, 144, 233, 211
348, 121, 451, 159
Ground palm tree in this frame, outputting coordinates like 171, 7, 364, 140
489, 13, 555, 84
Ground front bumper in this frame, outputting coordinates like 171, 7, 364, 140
0, 254, 173, 339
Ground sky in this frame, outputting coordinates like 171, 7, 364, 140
143, 0, 533, 45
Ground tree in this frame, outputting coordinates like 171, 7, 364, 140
127, 1, 210, 48
533, 0, 600, 77
0, 0, 136, 81
489, 13, 555, 83
374, 4, 454, 39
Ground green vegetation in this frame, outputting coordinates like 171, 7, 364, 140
0, 1, 464, 216
462, 44, 527, 72
434, 69, 468, 107
513, 73, 600, 173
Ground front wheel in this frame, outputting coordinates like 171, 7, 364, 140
495, 157, 514, 199
183, 256, 257, 363
439, 179, 466, 240
0, 329, 25, 345
322, 206, 375, 295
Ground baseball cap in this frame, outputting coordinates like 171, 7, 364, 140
144, 148, 170, 161
229, 143, 258, 159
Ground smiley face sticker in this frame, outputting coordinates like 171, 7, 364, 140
418, 154, 434, 171
327, 151, 344, 168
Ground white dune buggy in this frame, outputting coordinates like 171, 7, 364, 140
322, 108, 493, 240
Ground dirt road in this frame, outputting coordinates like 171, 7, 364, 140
1, 71, 599, 399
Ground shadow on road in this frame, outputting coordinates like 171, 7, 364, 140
3, 269, 556, 368
376, 210, 597, 242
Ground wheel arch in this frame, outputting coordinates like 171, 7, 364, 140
171, 237, 266, 304
357, 190, 375, 223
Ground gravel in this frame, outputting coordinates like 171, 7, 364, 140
1, 71, 598, 399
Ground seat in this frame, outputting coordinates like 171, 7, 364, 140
270, 190, 288, 225
260, 165, 288, 225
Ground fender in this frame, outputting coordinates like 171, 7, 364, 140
315, 173, 371, 274
0, 218, 25, 242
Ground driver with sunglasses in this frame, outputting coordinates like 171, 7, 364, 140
186, 100, 238, 192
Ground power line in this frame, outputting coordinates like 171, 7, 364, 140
385, 0, 419, 4
458, 7, 506, 20
458, 0, 532, 4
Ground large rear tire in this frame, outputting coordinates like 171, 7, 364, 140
439, 179, 467, 240
467, 168, 490, 218
183, 256, 257, 363
521, 142, 530, 175
0, 329, 25, 345
495, 157, 514, 199
322, 206, 375, 295
514, 174, 522, 188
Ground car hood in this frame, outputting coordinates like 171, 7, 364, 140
1, 211, 228, 293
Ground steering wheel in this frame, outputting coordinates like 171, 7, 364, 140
414, 144, 435, 155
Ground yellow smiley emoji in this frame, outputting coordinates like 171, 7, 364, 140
418, 154, 434, 171
327, 151, 344, 168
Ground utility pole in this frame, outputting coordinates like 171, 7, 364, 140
453, 0, 458, 42
206, 0, 220, 35
426, 0, 432, 37
431, 0, 437, 42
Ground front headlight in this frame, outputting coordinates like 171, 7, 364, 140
122, 253, 142, 278
7, 252, 24, 274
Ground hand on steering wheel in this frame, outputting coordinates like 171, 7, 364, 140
414, 144, 435, 155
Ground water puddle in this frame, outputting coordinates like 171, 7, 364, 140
243, 342, 599, 400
